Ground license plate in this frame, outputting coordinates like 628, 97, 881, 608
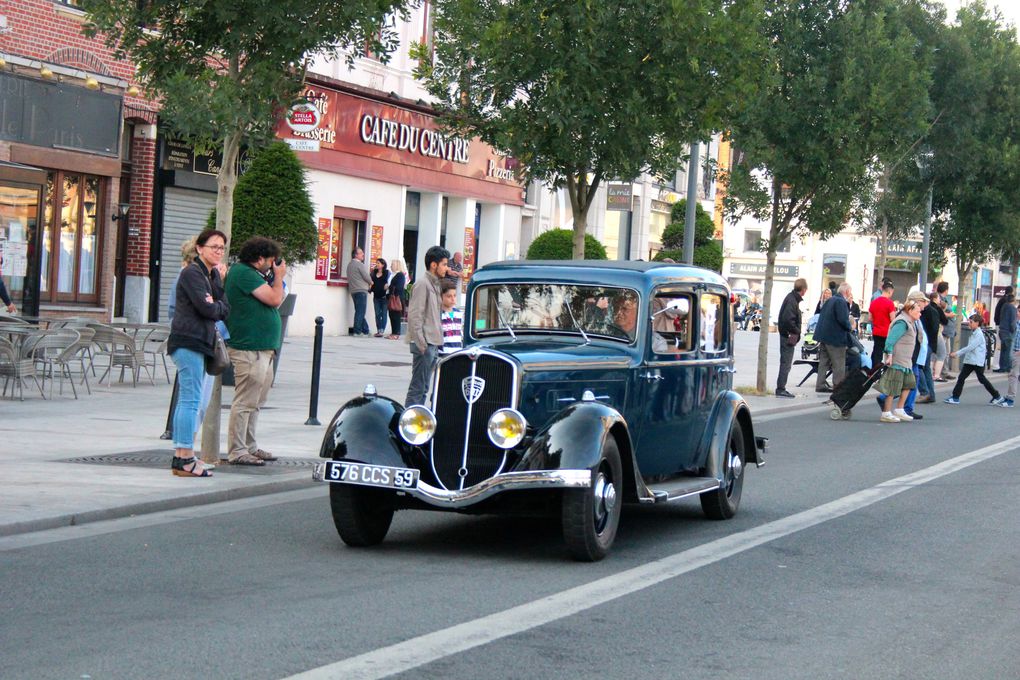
322, 461, 419, 489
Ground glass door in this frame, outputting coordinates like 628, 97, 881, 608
0, 182, 44, 316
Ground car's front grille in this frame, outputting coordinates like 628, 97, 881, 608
430, 351, 516, 490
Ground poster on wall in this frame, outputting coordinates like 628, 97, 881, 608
462, 226, 476, 281
1, 240, 28, 277
315, 218, 331, 280
370, 225, 384, 264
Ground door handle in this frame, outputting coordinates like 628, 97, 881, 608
717, 366, 737, 374
640, 371, 664, 382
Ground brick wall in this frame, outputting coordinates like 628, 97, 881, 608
126, 135, 156, 277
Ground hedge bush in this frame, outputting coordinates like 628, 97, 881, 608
526, 228, 607, 260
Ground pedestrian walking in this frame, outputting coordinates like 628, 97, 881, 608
868, 281, 896, 370
405, 245, 449, 407
814, 282, 854, 393
0, 253, 15, 313
346, 247, 372, 336
439, 280, 463, 355
917, 290, 943, 402
370, 257, 390, 337
876, 298, 921, 423
775, 278, 807, 398
386, 258, 407, 340
995, 293, 1016, 372
1001, 303, 1020, 407
167, 229, 230, 477
936, 281, 956, 379
223, 237, 286, 467
993, 286, 1013, 328
944, 313, 1005, 405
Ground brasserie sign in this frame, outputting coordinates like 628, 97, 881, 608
359, 114, 470, 165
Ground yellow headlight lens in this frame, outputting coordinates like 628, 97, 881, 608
487, 408, 527, 449
398, 406, 437, 446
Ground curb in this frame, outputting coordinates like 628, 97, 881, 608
0, 473, 312, 538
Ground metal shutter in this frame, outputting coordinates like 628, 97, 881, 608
158, 188, 216, 321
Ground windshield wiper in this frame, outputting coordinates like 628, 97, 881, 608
565, 303, 590, 345
494, 305, 517, 342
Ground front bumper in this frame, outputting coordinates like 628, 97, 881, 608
312, 463, 592, 509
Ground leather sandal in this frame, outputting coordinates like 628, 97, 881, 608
229, 453, 265, 466
252, 449, 277, 461
171, 456, 213, 477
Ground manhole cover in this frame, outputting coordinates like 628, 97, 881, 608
361, 361, 412, 367
60, 450, 319, 475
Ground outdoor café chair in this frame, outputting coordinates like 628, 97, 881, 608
89, 324, 152, 387
0, 332, 45, 400
29, 329, 82, 399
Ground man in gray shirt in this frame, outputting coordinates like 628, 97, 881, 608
346, 247, 372, 336
405, 245, 449, 406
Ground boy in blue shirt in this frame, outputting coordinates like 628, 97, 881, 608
944, 314, 1005, 405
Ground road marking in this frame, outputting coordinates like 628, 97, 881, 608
0, 488, 324, 552
283, 434, 1020, 680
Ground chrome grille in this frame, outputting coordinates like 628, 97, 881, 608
430, 350, 517, 490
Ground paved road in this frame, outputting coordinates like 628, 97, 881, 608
3, 399, 1019, 679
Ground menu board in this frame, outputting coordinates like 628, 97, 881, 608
315, 218, 331, 281
370, 225, 384, 264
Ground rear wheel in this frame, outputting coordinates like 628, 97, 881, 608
329, 483, 395, 547
562, 437, 623, 562
701, 422, 746, 520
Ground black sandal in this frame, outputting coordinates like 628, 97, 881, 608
171, 456, 213, 477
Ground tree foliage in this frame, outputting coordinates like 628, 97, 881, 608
83, 0, 407, 238
416, 0, 763, 258
722, 0, 936, 391
654, 199, 722, 271
526, 229, 607, 261
207, 142, 318, 265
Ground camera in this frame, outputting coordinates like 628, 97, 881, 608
275, 258, 283, 266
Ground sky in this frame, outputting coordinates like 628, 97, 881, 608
940, 0, 1020, 30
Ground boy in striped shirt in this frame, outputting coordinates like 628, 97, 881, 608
439, 280, 463, 355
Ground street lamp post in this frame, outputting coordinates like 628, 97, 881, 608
916, 146, 935, 292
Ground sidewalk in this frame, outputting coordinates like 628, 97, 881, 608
0, 329, 843, 536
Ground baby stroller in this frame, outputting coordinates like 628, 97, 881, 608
828, 364, 886, 420
801, 313, 820, 361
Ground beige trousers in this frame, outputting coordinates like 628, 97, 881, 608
227, 348, 275, 460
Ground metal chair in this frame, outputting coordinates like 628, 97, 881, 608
29, 329, 82, 399
89, 324, 152, 387
0, 331, 46, 400
142, 325, 172, 384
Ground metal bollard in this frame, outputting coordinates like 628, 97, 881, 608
305, 316, 324, 426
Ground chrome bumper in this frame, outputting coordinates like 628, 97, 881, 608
312, 463, 592, 509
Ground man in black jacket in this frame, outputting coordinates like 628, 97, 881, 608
776, 278, 807, 398
814, 282, 854, 392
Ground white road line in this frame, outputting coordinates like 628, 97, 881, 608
283, 434, 1020, 680
0, 488, 324, 552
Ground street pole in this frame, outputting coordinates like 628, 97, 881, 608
683, 141, 700, 265
919, 184, 933, 292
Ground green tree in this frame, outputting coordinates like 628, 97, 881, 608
526, 229, 607, 260
83, 0, 407, 242
207, 142, 318, 264
655, 199, 722, 271
723, 0, 935, 391
415, 0, 763, 259
926, 2, 1020, 338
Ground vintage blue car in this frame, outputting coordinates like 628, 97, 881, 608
313, 261, 767, 560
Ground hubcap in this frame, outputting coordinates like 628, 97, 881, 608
593, 471, 615, 533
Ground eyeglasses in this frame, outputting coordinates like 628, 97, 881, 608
203, 244, 226, 252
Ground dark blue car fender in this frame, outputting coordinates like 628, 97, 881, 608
319, 395, 409, 468
516, 401, 642, 501
697, 391, 760, 482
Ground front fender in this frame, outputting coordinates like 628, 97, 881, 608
515, 401, 641, 501
697, 391, 761, 482
319, 395, 410, 468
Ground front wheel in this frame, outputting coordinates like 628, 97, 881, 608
562, 437, 623, 562
701, 423, 746, 520
329, 483, 395, 547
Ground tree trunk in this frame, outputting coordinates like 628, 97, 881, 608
877, 214, 889, 286
566, 172, 598, 259
215, 130, 242, 242
756, 248, 777, 393
952, 260, 971, 371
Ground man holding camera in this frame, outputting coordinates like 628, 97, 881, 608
223, 236, 286, 466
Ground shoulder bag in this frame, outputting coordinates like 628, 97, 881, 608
205, 328, 231, 376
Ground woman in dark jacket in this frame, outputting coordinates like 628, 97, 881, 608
168, 229, 230, 477
386, 257, 407, 340
370, 257, 390, 337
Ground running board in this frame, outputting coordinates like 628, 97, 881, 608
645, 477, 720, 504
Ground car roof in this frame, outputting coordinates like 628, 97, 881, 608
473, 260, 730, 290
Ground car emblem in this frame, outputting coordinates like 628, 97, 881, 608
462, 376, 486, 404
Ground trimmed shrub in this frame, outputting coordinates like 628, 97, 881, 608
526, 228, 607, 260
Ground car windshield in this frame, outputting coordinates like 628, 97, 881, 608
472, 283, 640, 342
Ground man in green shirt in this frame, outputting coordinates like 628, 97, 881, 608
224, 237, 286, 465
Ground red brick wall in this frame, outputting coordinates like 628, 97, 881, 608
127, 135, 156, 277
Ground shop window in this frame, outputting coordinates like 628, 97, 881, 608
604, 210, 632, 261
39, 171, 103, 304
647, 206, 669, 260
0, 182, 43, 312
744, 229, 789, 252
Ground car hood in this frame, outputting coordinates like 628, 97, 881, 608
468, 338, 634, 372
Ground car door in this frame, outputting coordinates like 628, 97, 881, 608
693, 289, 732, 466
634, 287, 701, 475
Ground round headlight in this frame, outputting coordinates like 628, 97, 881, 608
398, 406, 437, 446
487, 408, 527, 449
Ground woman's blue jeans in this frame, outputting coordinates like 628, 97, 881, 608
373, 297, 388, 334
171, 348, 207, 450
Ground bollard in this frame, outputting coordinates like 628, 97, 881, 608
160, 374, 180, 440
305, 316, 324, 426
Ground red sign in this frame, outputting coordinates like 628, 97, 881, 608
462, 226, 476, 281
315, 217, 331, 280
275, 84, 524, 205
286, 102, 322, 134
370, 225, 384, 264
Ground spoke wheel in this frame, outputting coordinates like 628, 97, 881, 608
329, 483, 395, 547
562, 437, 623, 562
701, 423, 746, 520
